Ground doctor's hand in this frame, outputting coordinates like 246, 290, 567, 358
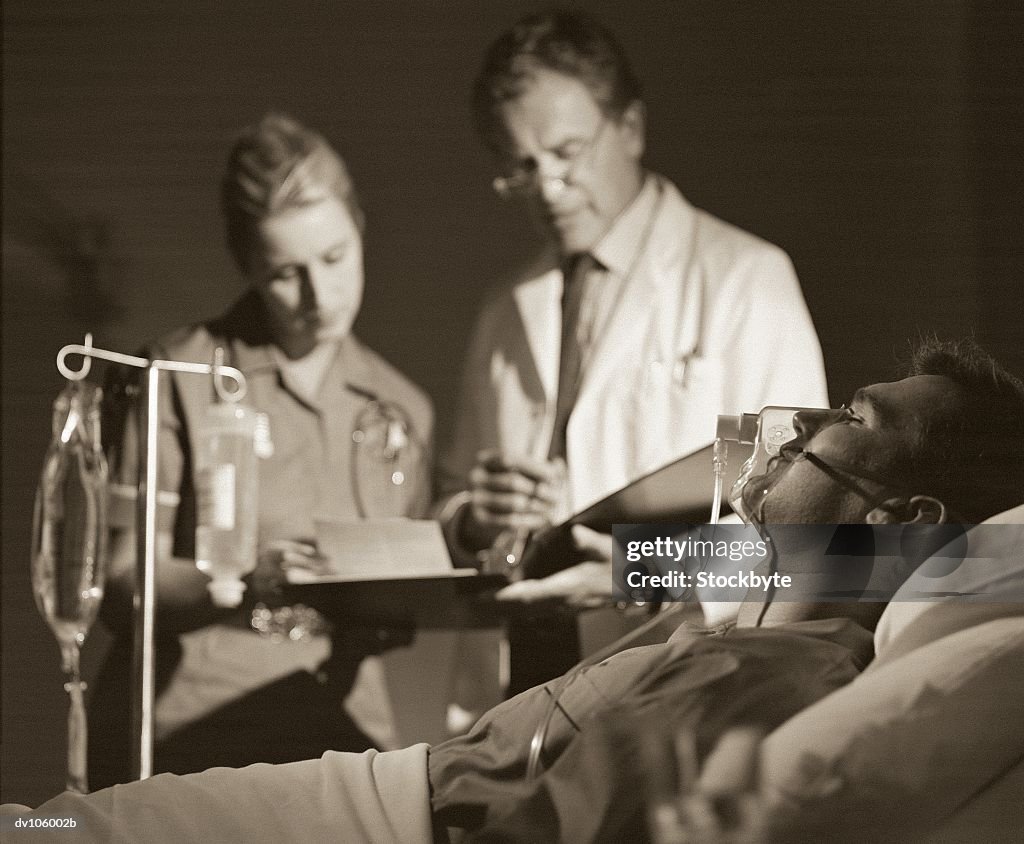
460, 450, 566, 548
495, 525, 614, 609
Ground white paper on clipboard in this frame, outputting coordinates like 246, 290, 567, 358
286, 518, 474, 584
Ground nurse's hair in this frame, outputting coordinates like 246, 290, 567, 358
472, 10, 643, 151
221, 113, 364, 270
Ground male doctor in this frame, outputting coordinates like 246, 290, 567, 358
439, 11, 829, 690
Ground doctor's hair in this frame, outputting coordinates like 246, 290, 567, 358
472, 10, 643, 150
221, 113, 365, 270
903, 337, 1024, 523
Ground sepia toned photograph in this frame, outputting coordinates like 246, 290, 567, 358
3, 2, 1022, 841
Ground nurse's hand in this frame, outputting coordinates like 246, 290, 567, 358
460, 450, 566, 548
495, 525, 614, 608
251, 539, 331, 597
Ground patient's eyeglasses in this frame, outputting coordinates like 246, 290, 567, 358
492, 118, 608, 200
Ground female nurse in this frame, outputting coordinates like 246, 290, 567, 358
89, 114, 433, 787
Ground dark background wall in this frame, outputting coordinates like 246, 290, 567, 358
3, 0, 1021, 806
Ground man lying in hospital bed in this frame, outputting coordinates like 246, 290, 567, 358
5, 339, 1023, 842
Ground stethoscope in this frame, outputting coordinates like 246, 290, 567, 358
348, 392, 421, 518
223, 348, 422, 518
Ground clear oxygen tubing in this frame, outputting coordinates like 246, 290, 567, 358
711, 438, 728, 526
710, 411, 756, 527
715, 411, 779, 628
524, 600, 687, 781
525, 415, 766, 782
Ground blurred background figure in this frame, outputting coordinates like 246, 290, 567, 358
87, 114, 434, 788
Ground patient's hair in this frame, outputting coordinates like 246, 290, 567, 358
472, 10, 642, 149
221, 113, 364, 269
904, 338, 1024, 522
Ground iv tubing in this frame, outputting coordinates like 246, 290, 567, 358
710, 438, 727, 526
526, 434, 731, 781
525, 604, 685, 781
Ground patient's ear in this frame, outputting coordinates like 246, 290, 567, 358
866, 495, 947, 525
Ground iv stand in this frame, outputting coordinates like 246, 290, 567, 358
56, 334, 246, 782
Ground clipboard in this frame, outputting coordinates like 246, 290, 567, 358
521, 439, 754, 579
281, 518, 506, 628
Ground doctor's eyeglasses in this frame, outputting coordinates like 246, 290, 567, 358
492, 118, 609, 200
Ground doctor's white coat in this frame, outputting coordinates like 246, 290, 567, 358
441, 176, 828, 520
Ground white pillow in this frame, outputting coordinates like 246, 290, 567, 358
759, 617, 1024, 843
874, 502, 1024, 657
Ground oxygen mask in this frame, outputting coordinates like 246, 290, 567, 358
714, 406, 824, 527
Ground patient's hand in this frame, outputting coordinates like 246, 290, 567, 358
495, 525, 614, 608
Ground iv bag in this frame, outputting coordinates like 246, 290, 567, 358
195, 402, 259, 606
32, 381, 109, 650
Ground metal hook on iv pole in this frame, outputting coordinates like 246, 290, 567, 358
58, 335, 247, 399
212, 347, 245, 402
54, 335, 247, 782
57, 333, 133, 380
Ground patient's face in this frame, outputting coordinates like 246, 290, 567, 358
753, 375, 962, 524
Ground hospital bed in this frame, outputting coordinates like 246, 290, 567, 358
4, 503, 1023, 842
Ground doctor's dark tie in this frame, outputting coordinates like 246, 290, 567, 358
548, 252, 598, 461
511, 253, 600, 696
